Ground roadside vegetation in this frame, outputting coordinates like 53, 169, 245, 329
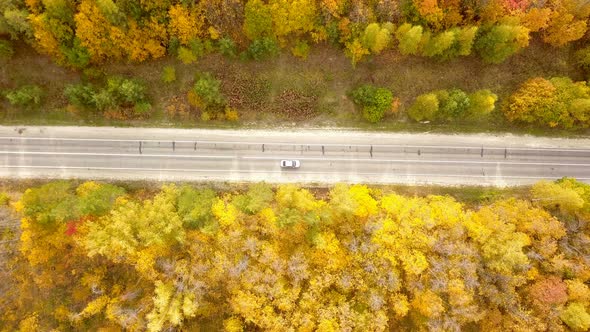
0, 0, 589, 134
2, 178, 590, 331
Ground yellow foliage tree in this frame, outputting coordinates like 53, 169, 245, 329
543, 11, 587, 47
119, 18, 167, 62
319, 0, 347, 18
212, 197, 239, 228
521, 8, 552, 32
28, 13, 65, 62
168, 4, 205, 45
269, 0, 318, 42
345, 38, 369, 67
74, 0, 124, 62
411, 290, 445, 318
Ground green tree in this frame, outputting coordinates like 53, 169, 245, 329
435, 88, 470, 121
245, 36, 279, 60
362, 23, 392, 54
454, 26, 478, 56
475, 24, 530, 64
95, 0, 125, 26
218, 37, 237, 58
243, 0, 273, 41
408, 92, 439, 121
188, 38, 213, 59
61, 38, 91, 69
106, 76, 146, 105
19, 181, 79, 227
0, 192, 9, 205
395, 23, 423, 55
233, 182, 274, 215
421, 30, 455, 58
420, 26, 478, 60
64, 83, 96, 108
177, 186, 217, 229
76, 181, 125, 216
351, 84, 394, 123
191, 73, 226, 111
1, 7, 33, 40
467, 89, 497, 118
91, 89, 116, 111
550, 77, 590, 128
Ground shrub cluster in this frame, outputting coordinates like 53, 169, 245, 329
64, 76, 150, 115
244, 37, 280, 60
351, 84, 394, 123
188, 73, 226, 111
408, 88, 497, 123
161, 66, 176, 83
175, 38, 215, 64
3, 85, 43, 107
187, 73, 238, 121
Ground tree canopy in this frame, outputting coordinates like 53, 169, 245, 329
3, 179, 590, 331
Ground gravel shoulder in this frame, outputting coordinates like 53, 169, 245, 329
2, 125, 590, 149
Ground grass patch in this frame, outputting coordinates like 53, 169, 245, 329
0, 178, 532, 208
378, 184, 531, 207
1, 40, 588, 136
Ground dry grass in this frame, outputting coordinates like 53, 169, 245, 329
0, 40, 586, 135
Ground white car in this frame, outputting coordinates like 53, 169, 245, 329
280, 160, 300, 168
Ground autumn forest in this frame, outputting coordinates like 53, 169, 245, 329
2, 0, 590, 331
2, 0, 590, 129
0, 179, 590, 331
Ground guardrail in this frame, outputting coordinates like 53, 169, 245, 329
1, 137, 590, 160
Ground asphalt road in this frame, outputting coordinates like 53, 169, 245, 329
0, 126, 589, 186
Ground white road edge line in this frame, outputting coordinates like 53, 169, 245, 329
1, 165, 589, 180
